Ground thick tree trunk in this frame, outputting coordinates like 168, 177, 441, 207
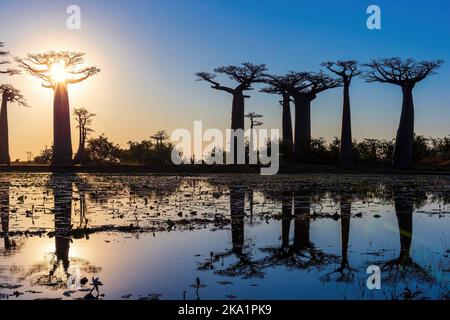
293, 96, 312, 163
281, 93, 293, 160
0, 97, 10, 164
53, 83, 73, 165
340, 83, 353, 167
230, 92, 245, 164
393, 86, 414, 169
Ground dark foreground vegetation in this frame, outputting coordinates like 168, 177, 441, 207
17, 132, 448, 172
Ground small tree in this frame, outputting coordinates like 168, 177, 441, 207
150, 130, 169, 147
196, 63, 267, 163
16, 51, 100, 165
34, 146, 53, 164
363, 58, 443, 168
322, 60, 360, 167
73, 107, 96, 164
86, 134, 121, 164
0, 85, 28, 164
245, 112, 263, 154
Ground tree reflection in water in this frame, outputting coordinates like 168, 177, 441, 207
259, 191, 338, 271
380, 185, 433, 283
0, 184, 18, 254
197, 184, 264, 279
19, 175, 101, 290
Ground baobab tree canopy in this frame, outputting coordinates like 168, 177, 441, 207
0, 42, 20, 76
363, 57, 443, 169
0, 84, 28, 106
15, 51, 100, 88
363, 58, 443, 86
322, 60, 360, 84
195, 62, 267, 93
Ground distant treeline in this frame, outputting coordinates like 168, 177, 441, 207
32, 133, 450, 166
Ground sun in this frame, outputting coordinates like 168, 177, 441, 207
50, 61, 68, 83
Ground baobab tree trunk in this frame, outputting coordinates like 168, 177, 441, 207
53, 83, 73, 165
393, 86, 414, 169
0, 97, 10, 164
249, 122, 255, 157
340, 83, 353, 167
230, 92, 245, 164
282, 93, 293, 159
74, 128, 86, 164
293, 96, 312, 162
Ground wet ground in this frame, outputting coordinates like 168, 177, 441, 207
0, 173, 449, 300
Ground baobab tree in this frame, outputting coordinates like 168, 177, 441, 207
73, 107, 96, 164
195, 63, 267, 163
322, 60, 360, 167
151, 130, 169, 146
266, 72, 341, 162
245, 112, 263, 130
261, 83, 293, 160
0, 42, 19, 76
363, 58, 443, 169
16, 51, 100, 165
245, 112, 263, 154
0, 85, 28, 165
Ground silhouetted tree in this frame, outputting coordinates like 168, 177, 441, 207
266, 72, 341, 162
150, 130, 169, 146
196, 63, 267, 163
0, 42, 19, 76
261, 83, 293, 160
34, 146, 53, 164
86, 134, 121, 164
16, 51, 100, 165
0, 85, 28, 164
363, 58, 443, 169
322, 61, 360, 167
73, 107, 96, 164
245, 112, 263, 130
245, 112, 263, 155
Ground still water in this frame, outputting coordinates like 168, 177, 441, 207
0, 173, 449, 300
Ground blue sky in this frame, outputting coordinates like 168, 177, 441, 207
1, 0, 449, 159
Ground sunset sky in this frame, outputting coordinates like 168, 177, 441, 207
1, 0, 449, 160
